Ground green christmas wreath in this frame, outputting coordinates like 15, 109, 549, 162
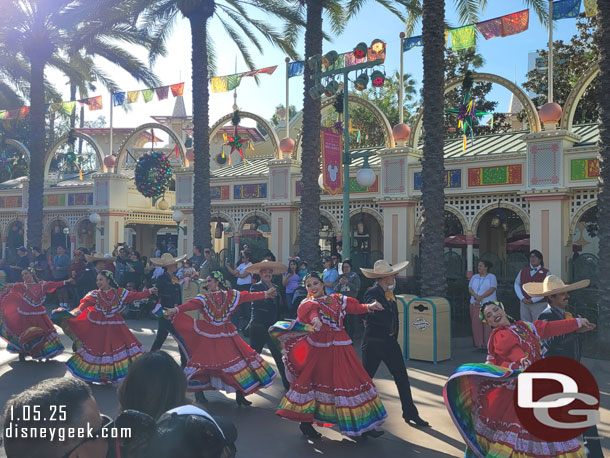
134, 151, 173, 198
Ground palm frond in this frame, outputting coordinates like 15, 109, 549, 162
215, 15, 257, 71
453, 0, 480, 25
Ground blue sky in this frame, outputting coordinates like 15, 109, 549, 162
62, 2, 583, 134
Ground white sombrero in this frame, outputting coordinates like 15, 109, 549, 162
360, 260, 409, 279
246, 260, 288, 275
85, 253, 116, 263
523, 275, 590, 297
150, 253, 187, 267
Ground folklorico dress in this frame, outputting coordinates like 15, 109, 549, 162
443, 319, 585, 458
55, 288, 151, 384
272, 294, 387, 436
0, 281, 66, 359
170, 289, 276, 394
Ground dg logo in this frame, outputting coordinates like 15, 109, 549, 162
514, 356, 600, 441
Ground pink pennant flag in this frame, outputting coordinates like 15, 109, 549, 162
476, 17, 503, 39
170, 83, 184, 97
242, 65, 278, 77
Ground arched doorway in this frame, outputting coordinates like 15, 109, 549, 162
47, 220, 71, 254
570, 205, 598, 285
4, 220, 25, 262
238, 213, 271, 262
210, 215, 235, 265
74, 218, 96, 252
349, 210, 383, 269
319, 214, 338, 256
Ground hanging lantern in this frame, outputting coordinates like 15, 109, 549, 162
214, 217, 224, 239
370, 39, 385, 55
357, 210, 365, 235
354, 73, 369, 91
371, 70, 385, 88
308, 54, 323, 71
322, 51, 339, 68
353, 42, 368, 59
309, 82, 325, 99
324, 80, 340, 97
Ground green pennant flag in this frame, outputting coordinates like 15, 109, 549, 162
142, 89, 154, 102
61, 101, 75, 115
450, 25, 476, 50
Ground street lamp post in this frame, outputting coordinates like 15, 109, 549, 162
62, 227, 70, 251
311, 41, 386, 261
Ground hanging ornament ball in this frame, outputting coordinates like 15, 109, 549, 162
538, 102, 562, 124
103, 155, 116, 169
279, 137, 295, 154
157, 199, 169, 211
134, 151, 173, 199
392, 123, 411, 142
185, 148, 195, 162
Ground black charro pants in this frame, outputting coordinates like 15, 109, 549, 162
151, 316, 187, 368
361, 335, 419, 418
249, 323, 290, 390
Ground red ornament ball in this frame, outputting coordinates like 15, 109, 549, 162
103, 155, 116, 169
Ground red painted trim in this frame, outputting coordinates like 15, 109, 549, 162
524, 194, 570, 201
379, 201, 416, 208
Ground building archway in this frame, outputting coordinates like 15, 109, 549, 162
408, 72, 541, 148
0, 139, 30, 183
115, 123, 187, 173
45, 219, 71, 253
348, 209, 383, 269
45, 131, 105, 181
561, 63, 599, 131
570, 204, 598, 285
73, 217, 96, 252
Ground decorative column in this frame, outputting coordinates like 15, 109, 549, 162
522, 103, 580, 279
466, 233, 475, 279
174, 167, 194, 256
92, 173, 130, 253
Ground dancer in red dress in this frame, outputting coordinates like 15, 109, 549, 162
165, 271, 277, 406
443, 299, 596, 458
273, 272, 387, 440
0, 269, 69, 361
53, 270, 156, 384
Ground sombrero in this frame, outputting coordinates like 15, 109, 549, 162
360, 260, 409, 279
85, 253, 116, 263
150, 253, 187, 267
246, 260, 288, 275
523, 275, 590, 297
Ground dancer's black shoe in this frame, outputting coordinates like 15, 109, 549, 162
403, 415, 429, 427
235, 391, 252, 406
363, 429, 384, 438
18, 353, 26, 362
299, 422, 321, 439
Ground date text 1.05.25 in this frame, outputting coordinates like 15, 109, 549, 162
8, 405, 67, 422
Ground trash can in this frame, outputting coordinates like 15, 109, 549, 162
404, 297, 451, 363
396, 294, 417, 356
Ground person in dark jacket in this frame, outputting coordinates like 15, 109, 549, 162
8, 246, 30, 282
150, 253, 187, 368
77, 253, 114, 298
361, 260, 428, 427
246, 260, 290, 390
524, 275, 603, 458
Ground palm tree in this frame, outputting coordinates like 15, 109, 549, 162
142, 0, 302, 250
0, 0, 160, 249
297, 0, 414, 269
596, 2, 610, 342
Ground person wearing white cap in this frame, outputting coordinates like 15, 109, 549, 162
361, 260, 429, 427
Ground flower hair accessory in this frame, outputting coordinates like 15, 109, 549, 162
210, 270, 230, 289
479, 300, 505, 323
100, 270, 118, 288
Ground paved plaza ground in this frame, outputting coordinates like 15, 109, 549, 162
0, 314, 608, 457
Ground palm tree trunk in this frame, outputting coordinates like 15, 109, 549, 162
299, 0, 323, 269
420, 0, 447, 297
27, 58, 46, 248
189, 8, 213, 250
596, 2, 610, 343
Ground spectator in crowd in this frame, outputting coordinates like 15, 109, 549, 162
198, 247, 219, 281
150, 253, 187, 367
125, 251, 145, 289
190, 245, 204, 271
468, 260, 496, 351
77, 253, 115, 296
30, 246, 50, 281
8, 246, 29, 282
52, 245, 71, 309
321, 255, 338, 296
514, 249, 550, 321
283, 260, 299, 313
297, 260, 308, 283
178, 260, 198, 287
3, 377, 110, 458
225, 250, 253, 333
115, 246, 131, 287
154, 246, 162, 258
331, 253, 342, 274
6, 223, 24, 263
167, 241, 178, 257
247, 260, 290, 390
335, 260, 361, 339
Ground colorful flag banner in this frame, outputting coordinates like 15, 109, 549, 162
552, 0, 582, 20
49, 102, 63, 113
211, 74, 243, 93
170, 82, 185, 97
0, 111, 6, 119
142, 89, 154, 103
450, 25, 476, 50
61, 101, 75, 115
476, 18, 503, 39
156, 86, 169, 100
85, 95, 103, 111
501, 9, 529, 36
584, 0, 597, 16
288, 61, 304, 78
242, 65, 277, 77
112, 92, 126, 106
126, 90, 140, 104
403, 36, 423, 51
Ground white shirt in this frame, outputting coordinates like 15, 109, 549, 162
469, 273, 497, 304
514, 265, 551, 303
236, 262, 252, 285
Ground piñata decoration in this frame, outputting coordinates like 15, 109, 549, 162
222, 110, 253, 165
134, 151, 173, 199
445, 71, 493, 151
